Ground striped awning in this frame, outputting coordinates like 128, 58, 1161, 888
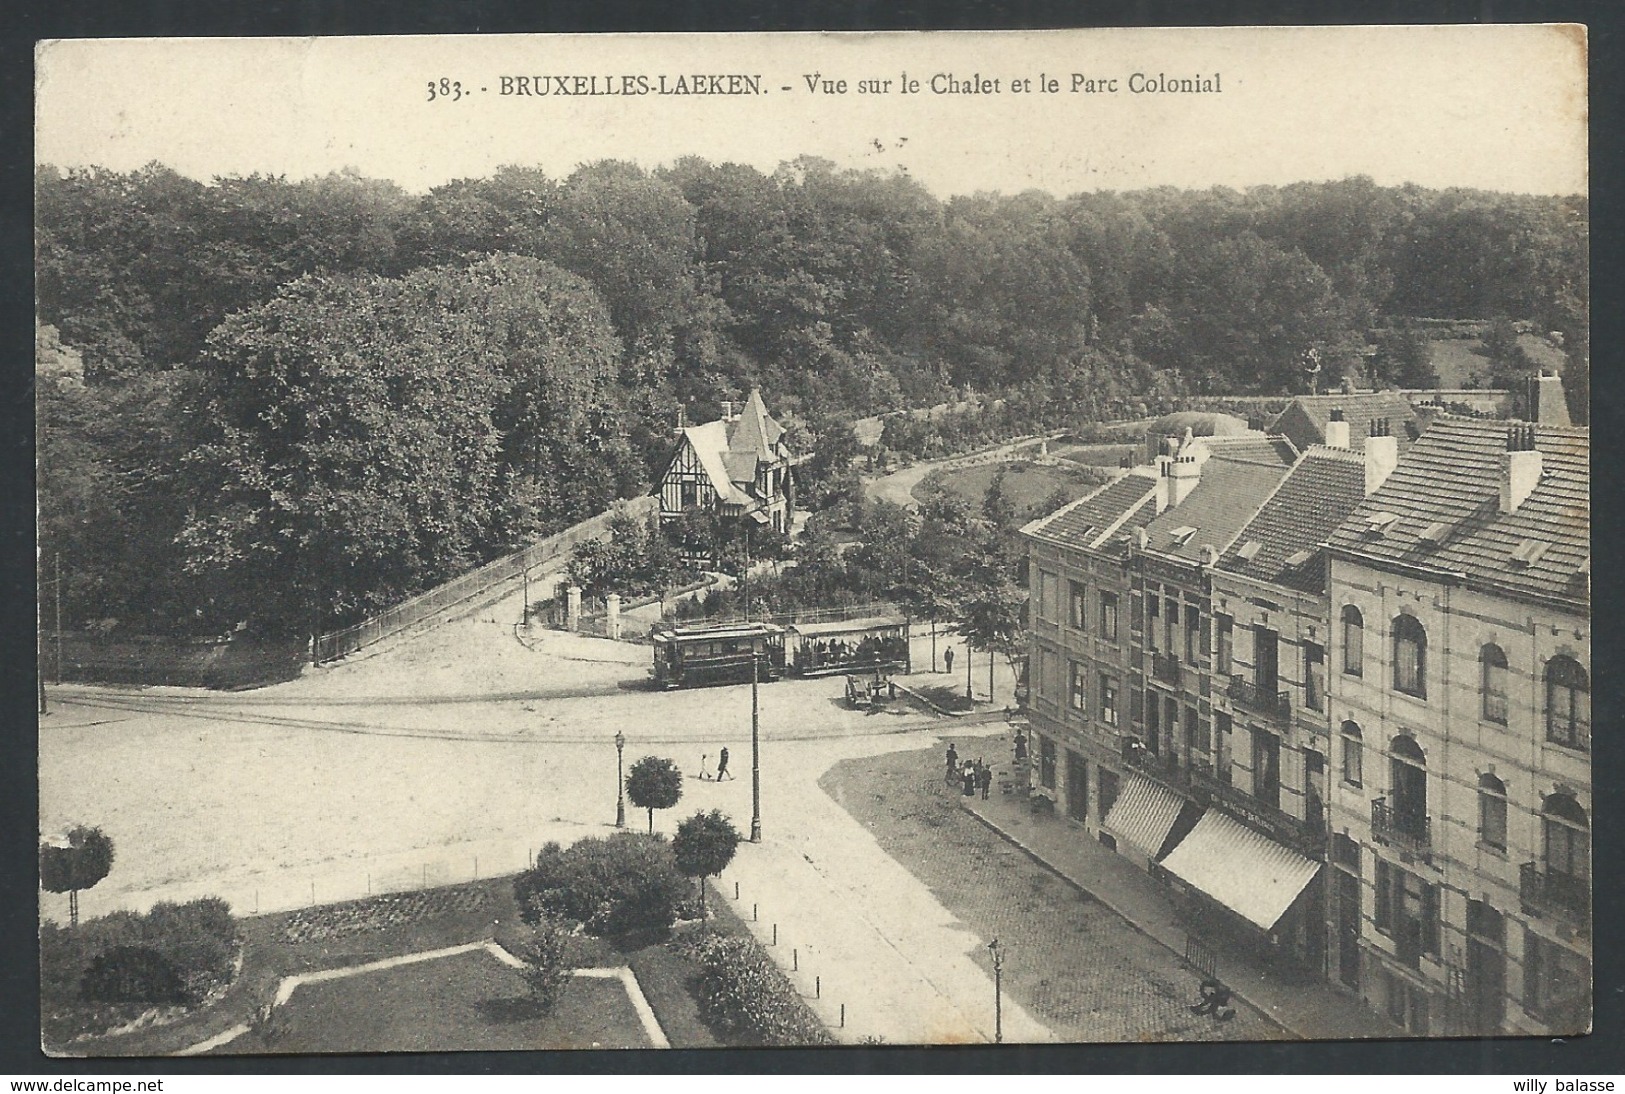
1102, 773, 1187, 860
1159, 810, 1322, 931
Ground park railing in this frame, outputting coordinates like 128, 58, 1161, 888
312, 497, 657, 663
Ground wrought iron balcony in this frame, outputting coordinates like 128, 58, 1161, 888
1122, 738, 1189, 787
1371, 797, 1431, 855
1227, 674, 1291, 724
1151, 650, 1182, 686
1520, 861, 1591, 932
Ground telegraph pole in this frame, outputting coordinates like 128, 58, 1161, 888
750, 647, 762, 843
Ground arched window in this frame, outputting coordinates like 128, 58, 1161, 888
1341, 605, 1364, 677
1392, 614, 1427, 698
1477, 773, 1508, 850
1481, 644, 1509, 725
1340, 720, 1363, 787
1388, 734, 1428, 842
1542, 794, 1589, 881
1545, 657, 1590, 750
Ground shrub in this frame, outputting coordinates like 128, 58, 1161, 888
688, 932, 835, 1046
80, 945, 187, 1006
515, 909, 576, 1015
514, 832, 690, 936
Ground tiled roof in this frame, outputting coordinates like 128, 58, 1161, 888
1326, 416, 1589, 611
1201, 434, 1299, 466
1219, 447, 1368, 593
1022, 471, 1158, 551
1139, 457, 1294, 563
1271, 392, 1421, 454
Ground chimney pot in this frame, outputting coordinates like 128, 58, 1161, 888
1500, 426, 1543, 512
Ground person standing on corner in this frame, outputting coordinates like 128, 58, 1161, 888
943, 646, 955, 676
978, 761, 993, 800
945, 742, 959, 786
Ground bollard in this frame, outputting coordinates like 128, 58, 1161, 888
474, 856, 478, 880
840, 1003, 846, 1028
816, 976, 821, 998
310, 880, 315, 906
772, 923, 778, 945
753, 903, 758, 922
367, 874, 372, 895
735, 881, 740, 900
255, 890, 260, 915
793, 948, 798, 971
422, 864, 427, 888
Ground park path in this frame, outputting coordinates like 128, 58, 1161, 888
861, 435, 1057, 510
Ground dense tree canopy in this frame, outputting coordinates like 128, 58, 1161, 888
35, 159, 1586, 637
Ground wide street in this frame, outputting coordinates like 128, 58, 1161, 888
40, 580, 1259, 1045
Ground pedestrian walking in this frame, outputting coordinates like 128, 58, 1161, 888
716, 746, 735, 780
961, 763, 977, 797
943, 647, 955, 675
945, 743, 959, 786
1013, 730, 1028, 764
699, 754, 714, 781
978, 761, 993, 800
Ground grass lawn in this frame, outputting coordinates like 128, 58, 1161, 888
916, 460, 1113, 524
217, 948, 652, 1053
1427, 338, 1490, 387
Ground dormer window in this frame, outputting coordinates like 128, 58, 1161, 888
1510, 539, 1549, 567
1418, 520, 1449, 546
1169, 526, 1197, 547
1364, 512, 1400, 537
1236, 540, 1262, 562
1283, 548, 1313, 568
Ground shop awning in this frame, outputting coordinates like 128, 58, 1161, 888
1102, 773, 1187, 860
1159, 810, 1322, 931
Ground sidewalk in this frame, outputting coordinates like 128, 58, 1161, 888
958, 758, 1398, 1041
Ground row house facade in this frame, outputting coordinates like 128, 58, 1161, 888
1023, 400, 1590, 1036
1324, 418, 1590, 1037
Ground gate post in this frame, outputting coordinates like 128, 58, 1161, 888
567, 585, 582, 632
606, 593, 622, 640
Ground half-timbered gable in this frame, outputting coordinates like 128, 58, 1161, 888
656, 389, 796, 536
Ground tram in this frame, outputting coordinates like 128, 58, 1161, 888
784, 615, 911, 677
649, 620, 786, 689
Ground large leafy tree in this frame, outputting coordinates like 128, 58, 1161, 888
178, 254, 628, 636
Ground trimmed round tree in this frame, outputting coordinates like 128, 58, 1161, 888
625, 755, 684, 834
39, 825, 115, 927
673, 809, 742, 915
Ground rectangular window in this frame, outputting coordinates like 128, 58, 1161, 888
1216, 614, 1234, 676
680, 481, 699, 508
1069, 660, 1088, 711
1100, 591, 1119, 642
1069, 581, 1088, 630
1164, 599, 1179, 656
1129, 687, 1143, 725
1147, 687, 1161, 739
1184, 607, 1201, 663
1037, 570, 1059, 622
1343, 609, 1364, 677
1146, 595, 1159, 648
1254, 626, 1280, 693
1251, 728, 1281, 809
1183, 705, 1200, 753
1375, 859, 1439, 964
1039, 737, 1057, 790
1099, 674, 1120, 726
1305, 642, 1326, 712
1479, 785, 1508, 851
1524, 929, 1591, 1028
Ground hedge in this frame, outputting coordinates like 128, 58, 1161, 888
685, 932, 835, 1046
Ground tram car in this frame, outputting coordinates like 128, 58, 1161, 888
784, 615, 911, 678
649, 620, 786, 689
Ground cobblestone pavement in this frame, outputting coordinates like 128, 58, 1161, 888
820, 746, 1289, 1043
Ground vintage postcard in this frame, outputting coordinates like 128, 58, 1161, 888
35, 26, 1588, 1055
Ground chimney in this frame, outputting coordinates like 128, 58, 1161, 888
1324, 407, 1350, 449
1530, 370, 1572, 427
1157, 428, 1203, 511
676, 405, 687, 432
1365, 417, 1398, 495
1500, 423, 1543, 513
721, 400, 736, 422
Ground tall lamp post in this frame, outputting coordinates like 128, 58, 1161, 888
614, 731, 626, 829
988, 938, 1004, 1043
749, 643, 762, 843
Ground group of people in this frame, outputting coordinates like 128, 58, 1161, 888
943, 743, 994, 799
797, 633, 907, 671
697, 748, 734, 781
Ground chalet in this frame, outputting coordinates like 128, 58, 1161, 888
656, 390, 796, 538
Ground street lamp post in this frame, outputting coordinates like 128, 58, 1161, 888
988, 938, 1004, 1043
614, 731, 626, 829
749, 645, 762, 843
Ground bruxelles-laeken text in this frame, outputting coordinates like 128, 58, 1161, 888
496, 72, 1223, 97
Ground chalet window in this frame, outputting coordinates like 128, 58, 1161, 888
1100, 591, 1119, 642
1099, 673, 1120, 726
681, 481, 699, 508
1216, 614, 1234, 676
1544, 656, 1589, 750
1481, 644, 1509, 725
1069, 581, 1088, 630
1069, 660, 1088, 712
1478, 773, 1508, 851
1392, 614, 1427, 698
1341, 720, 1364, 787
1342, 605, 1364, 677
1305, 642, 1326, 712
